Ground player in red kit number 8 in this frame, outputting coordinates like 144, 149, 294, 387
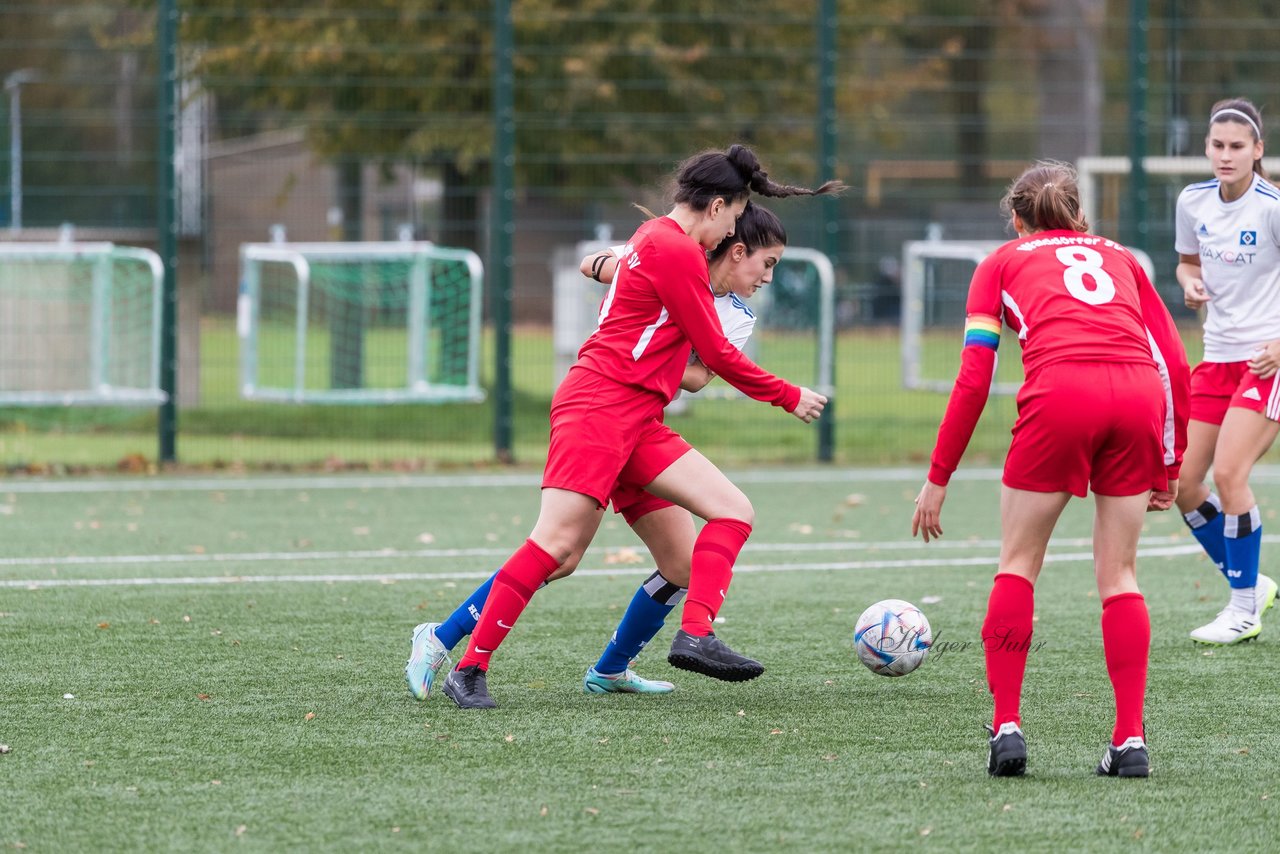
912, 161, 1191, 779
442, 145, 842, 709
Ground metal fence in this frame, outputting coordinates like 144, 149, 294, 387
0, 0, 1274, 470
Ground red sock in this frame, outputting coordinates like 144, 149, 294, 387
982, 572, 1035, 729
457, 539, 560, 671
681, 518, 752, 636
1101, 592, 1149, 746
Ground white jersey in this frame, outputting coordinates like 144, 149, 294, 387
1175, 172, 1280, 361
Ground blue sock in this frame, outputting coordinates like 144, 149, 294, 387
434, 571, 496, 651
1223, 508, 1262, 592
594, 571, 686, 675
1183, 493, 1228, 580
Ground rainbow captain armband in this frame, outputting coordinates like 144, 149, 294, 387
962, 314, 1001, 350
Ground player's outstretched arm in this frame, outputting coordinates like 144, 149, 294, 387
912, 480, 946, 542
790, 386, 827, 423
580, 249, 618, 284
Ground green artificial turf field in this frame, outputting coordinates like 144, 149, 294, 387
1, 468, 1277, 851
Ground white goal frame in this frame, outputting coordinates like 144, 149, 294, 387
0, 242, 166, 406
237, 241, 484, 404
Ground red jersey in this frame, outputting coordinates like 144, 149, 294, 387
575, 216, 800, 411
928, 230, 1190, 486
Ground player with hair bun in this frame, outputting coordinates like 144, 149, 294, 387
435, 145, 842, 709
1173, 98, 1280, 646
406, 202, 790, 700
912, 160, 1190, 779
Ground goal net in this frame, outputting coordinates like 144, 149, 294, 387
0, 243, 166, 406
901, 239, 1155, 394
238, 242, 484, 403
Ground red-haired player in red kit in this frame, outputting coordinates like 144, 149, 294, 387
442, 144, 843, 709
911, 161, 1190, 779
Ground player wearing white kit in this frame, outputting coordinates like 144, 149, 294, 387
1174, 98, 1280, 644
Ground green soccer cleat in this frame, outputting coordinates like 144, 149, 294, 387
405, 622, 451, 701
583, 666, 675, 695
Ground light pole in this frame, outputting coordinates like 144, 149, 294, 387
5, 68, 42, 231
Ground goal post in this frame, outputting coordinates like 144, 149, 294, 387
901, 239, 1156, 395
0, 242, 166, 406
237, 242, 485, 404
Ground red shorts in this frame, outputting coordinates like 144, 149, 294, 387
543, 366, 693, 507
608, 483, 676, 526
1189, 360, 1280, 425
1004, 362, 1169, 498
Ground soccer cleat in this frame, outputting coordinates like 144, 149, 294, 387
1257, 574, 1278, 616
442, 665, 497, 709
583, 666, 675, 695
1096, 736, 1150, 777
404, 622, 451, 701
1189, 606, 1261, 645
985, 721, 1027, 777
666, 629, 764, 682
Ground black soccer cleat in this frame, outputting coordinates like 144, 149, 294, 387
667, 629, 765, 682
442, 664, 498, 709
1096, 737, 1150, 778
986, 722, 1027, 777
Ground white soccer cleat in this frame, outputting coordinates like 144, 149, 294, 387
1189, 606, 1261, 645
1256, 574, 1278, 616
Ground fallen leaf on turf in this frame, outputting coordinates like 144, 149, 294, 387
197, 694, 211, 701
0, 744, 10, 754
1003, 804, 1012, 812
504, 734, 514, 743
920, 828, 931, 836
417, 533, 436, 544
391, 827, 400, 833
539, 806, 548, 817
822, 754, 837, 761
1237, 748, 1250, 755
584, 808, 599, 816
1203, 651, 1215, 657
352, 527, 370, 536
598, 737, 609, 744
149, 618, 160, 625
604, 547, 643, 565
736, 710, 745, 717
304, 712, 315, 722
921, 595, 942, 605
97, 622, 110, 630
235, 825, 247, 837
211, 780, 220, 785
183, 615, 191, 623
770, 729, 784, 735
844, 494, 866, 506
788, 523, 814, 535
1133, 829, 1144, 840
63, 694, 75, 700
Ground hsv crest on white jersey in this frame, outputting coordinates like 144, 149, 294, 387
1175, 172, 1280, 361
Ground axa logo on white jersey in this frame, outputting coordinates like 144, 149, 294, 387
1197, 223, 1261, 265
1200, 244, 1258, 265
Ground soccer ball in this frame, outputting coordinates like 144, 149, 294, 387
854, 599, 932, 677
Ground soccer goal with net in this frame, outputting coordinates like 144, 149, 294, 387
237, 242, 484, 404
0, 242, 166, 406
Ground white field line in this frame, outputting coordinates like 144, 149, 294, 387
0, 543, 1207, 590
0, 467, 991, 493
0, 534, 1207, 569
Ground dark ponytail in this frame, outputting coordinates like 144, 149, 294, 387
673, 144, 845, 211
